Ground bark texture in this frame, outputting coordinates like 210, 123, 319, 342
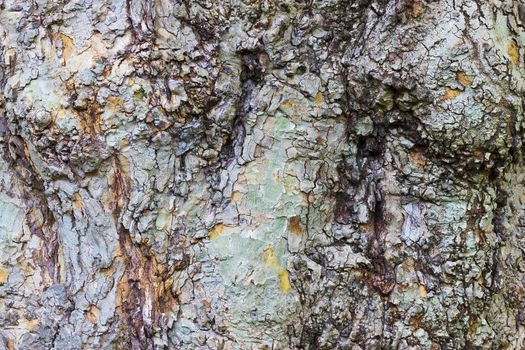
0, 0, 524, 349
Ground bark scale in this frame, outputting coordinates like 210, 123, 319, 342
0, 0, 524, 349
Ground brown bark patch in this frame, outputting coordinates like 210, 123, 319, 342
456, 72, 474, 87
0, 268, 8, 284
54, 33, 74, 64
73, 192, 84, 211
107, 96, 124, 112
80, 104, 102, 135
314, 92, 324, 105
287, 216, 304, 235
408, 147, 426, 168
409, 313, 423, 330
86, 305, 101, 324
209, 223, 224, 240
469, 316, 478, 335
406, 0, 425, 18
441, 88, 462, 100
418, 284, 427, 298
231, 191, 241, 204
508, 39, 520, 66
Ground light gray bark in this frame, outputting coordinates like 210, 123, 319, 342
0, 0, 524, 349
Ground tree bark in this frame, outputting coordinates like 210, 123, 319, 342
0, 0, 524, 349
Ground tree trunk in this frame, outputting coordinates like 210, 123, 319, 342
0, 0, 524, 349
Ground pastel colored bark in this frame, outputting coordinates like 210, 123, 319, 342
0, 0, 524, 349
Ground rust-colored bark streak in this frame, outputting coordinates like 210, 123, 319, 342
3, 135, 61, 285
108, 157, 177, 349
116, 229, 153, 349
115, 228, 178, 349
27, 205, 61, 284
77, 103, 103, 136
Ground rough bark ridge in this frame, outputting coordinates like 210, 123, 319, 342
0, 0, 524, 349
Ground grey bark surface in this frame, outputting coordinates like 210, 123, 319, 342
0, 0, 524, 349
